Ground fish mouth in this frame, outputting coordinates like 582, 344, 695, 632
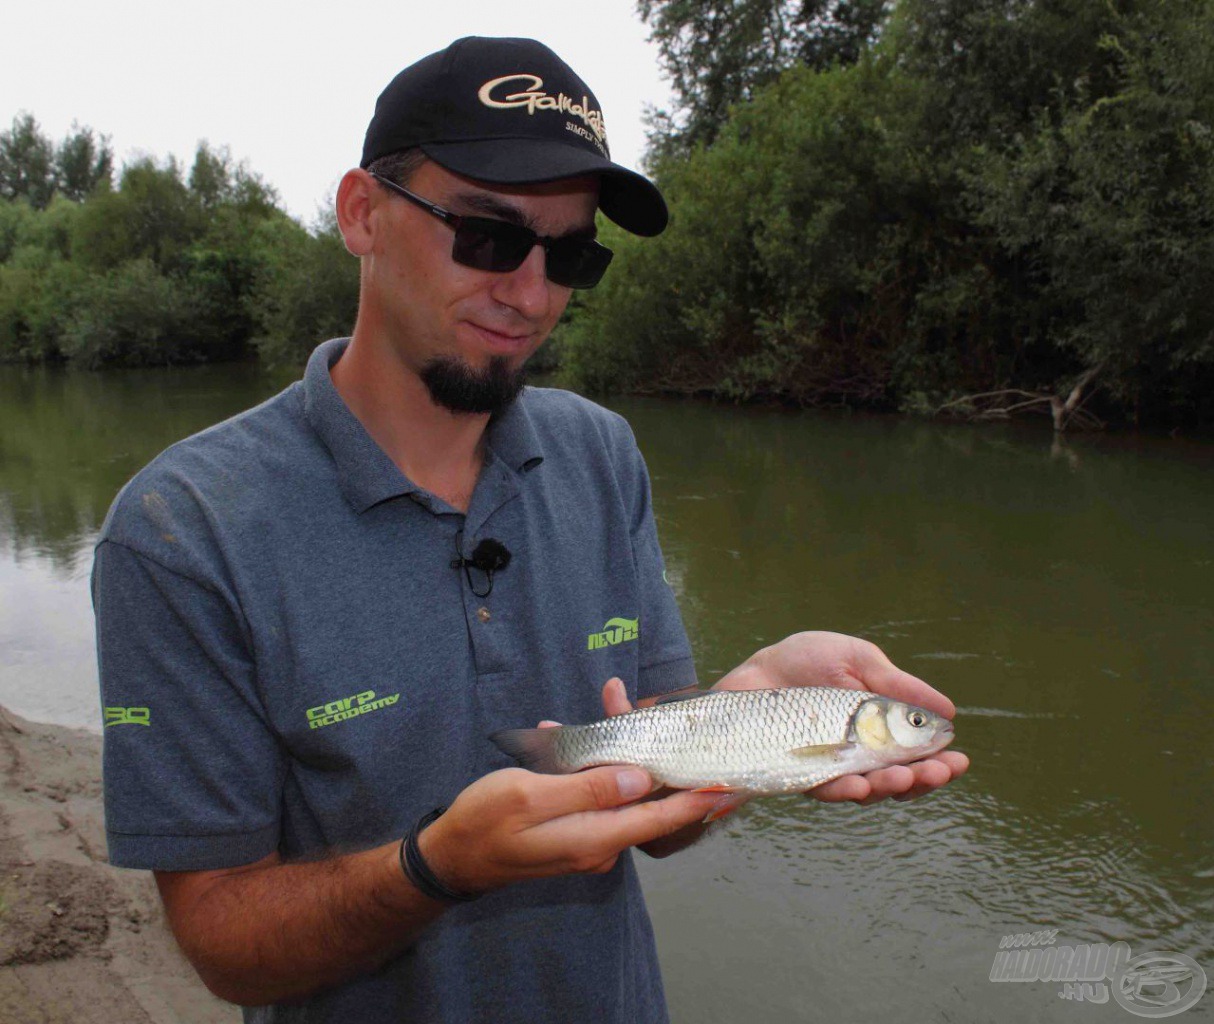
932, 722, 956, 753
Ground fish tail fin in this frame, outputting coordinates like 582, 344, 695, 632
490, 727, 568, 774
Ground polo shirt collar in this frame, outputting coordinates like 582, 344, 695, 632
484, 383, 545, 477
302, 338, 545, 515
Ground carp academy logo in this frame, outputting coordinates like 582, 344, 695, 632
306, 689, 400, 730
990, 932, 1207, 1017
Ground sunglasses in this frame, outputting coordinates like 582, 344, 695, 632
370, 172, 614, 289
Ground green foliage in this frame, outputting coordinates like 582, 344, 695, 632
58, 259, 200, 368
53, 123, 114, 202
0, 127, 351, 369
564, 0, 1214, 426
246, 210, 360, 368
0, 114, 55, 209
639, 0, 889, 159
0, 113, 112, 208
565, 55, 938, 404
965, 0, 1214, 421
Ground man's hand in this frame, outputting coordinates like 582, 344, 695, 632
419, 765, 723, 893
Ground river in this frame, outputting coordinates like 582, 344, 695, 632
1, 360, 1210, 1021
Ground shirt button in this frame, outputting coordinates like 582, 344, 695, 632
477, 607, 492, 623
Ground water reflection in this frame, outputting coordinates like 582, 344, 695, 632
0, 361, 287, 574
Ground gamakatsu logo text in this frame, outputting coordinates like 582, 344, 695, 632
478, 74, 608, 155
587, 617, 639, 651
306, 690, 399, 730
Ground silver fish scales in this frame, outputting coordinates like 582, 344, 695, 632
491, 686, 954, 796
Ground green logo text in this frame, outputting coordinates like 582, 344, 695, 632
306, 689, 400, 730
587, 617, 639, 651
105, 706, 150, 727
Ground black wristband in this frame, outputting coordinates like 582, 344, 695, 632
399, 806, 481, 903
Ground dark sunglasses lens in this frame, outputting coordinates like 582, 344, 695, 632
451, 218, 614, 289
452, 219, 534, 272
546, 240, 613, 289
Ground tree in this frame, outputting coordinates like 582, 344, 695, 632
0, 114, 113, 207
963, 0, 1214, 424
247, 209, 360, 368
563, 0, 1214, 427
0, 114, 55, 208
54, 123, 113, 201
70, 156, 201, 273
639, 0, 889, 158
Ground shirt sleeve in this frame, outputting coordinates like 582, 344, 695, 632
93, 538, 283, 871
611, 419, 697, 701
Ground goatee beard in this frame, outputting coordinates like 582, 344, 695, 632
420, 355, 527, 415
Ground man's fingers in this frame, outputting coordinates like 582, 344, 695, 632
810, 774, 872, 802
809, 749, 970, 805
858, 654, 955, 718
937, 750, 970, 777
511, 765, 654, 821
601, 677, 633, 717
564, 788, 724, 852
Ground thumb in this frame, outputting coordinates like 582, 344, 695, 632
601, 677, 634, 717
556, 765, 653, 814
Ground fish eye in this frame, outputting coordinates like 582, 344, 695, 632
908, 710, 927, 728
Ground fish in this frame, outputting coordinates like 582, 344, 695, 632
491, 686, 955, 820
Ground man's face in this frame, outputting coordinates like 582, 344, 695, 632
363, 160, 599, 414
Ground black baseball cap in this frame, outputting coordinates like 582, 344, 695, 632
360, 36, 668, 236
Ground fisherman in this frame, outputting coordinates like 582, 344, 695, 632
92, 37, 967, 1024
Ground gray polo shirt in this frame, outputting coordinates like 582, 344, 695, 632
93, 337, 696, 1024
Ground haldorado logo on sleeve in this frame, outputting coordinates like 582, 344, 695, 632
587, 617, 639, 651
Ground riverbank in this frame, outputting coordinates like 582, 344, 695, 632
0, 705, 236, 1024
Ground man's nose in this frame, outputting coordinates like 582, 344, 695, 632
491, 244, 553, 318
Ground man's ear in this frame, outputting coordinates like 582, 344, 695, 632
335, 169, 378, 257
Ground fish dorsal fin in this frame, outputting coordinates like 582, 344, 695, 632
654, 689, 710, 706
788, 741, 849, 758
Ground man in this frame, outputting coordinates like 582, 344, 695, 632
93, 37, 967, 1024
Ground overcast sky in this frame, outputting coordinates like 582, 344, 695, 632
2, 0, 672, 224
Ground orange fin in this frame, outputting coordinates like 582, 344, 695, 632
692, 784, 737, 793
701, 792, 755, 823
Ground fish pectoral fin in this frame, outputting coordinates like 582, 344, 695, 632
788, 741, 850, 758
691, 784, 738, 793
699, 791, 756, 824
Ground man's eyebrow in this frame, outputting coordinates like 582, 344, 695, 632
451, 191, 597, 240
453, 192, 532, 227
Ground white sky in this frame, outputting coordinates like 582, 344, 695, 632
1, 0, 672, 226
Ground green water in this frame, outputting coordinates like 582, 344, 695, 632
1, 362, 1210, 1021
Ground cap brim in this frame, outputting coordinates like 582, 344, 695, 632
420, 139, 668, 237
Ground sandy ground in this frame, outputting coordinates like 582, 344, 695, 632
0, 705, 239, 1024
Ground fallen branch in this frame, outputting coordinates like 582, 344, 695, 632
937, 367, 1105, 432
